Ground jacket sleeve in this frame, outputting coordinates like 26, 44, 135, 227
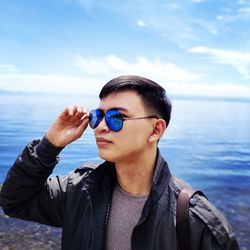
0, 136, 67, 227
189, 195, 240, 250
198, 226, 239, 250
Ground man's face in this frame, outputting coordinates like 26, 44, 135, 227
93, 90, 156, 163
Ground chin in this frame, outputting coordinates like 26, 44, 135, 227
98, 150, 115, 162
98, 148, 126, 163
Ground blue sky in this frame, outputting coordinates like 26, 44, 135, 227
1, 0, 250, 97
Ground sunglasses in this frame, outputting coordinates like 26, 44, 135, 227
89, 109, 158, 132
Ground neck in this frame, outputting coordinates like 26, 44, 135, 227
115, 147, 158, 196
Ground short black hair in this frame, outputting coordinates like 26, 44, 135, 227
99, 75, 172, 127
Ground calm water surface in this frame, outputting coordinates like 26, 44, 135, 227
0, 92, 249, 248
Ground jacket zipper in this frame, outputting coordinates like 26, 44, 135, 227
104, 200, 112, 227
103, 192, 113, 249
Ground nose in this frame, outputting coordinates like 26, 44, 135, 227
95, 117, 110, 133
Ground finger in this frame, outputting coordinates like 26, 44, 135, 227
71, 107, 82, 120
77, 106, 82, 114
82, 106, 89, 113
77, 116, 89, 134
67, 106, 74, 116
68, 105, 82, 119
80, 113, 89, 121
59, 106, 72, 119
72, 105, 86, 117
76, 107, 89, 120
81, 107, 90, 118
72, 105, 79, 115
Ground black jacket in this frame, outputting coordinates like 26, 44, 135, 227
0, 137, 239, 249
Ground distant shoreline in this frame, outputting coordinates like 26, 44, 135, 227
1, 89, 250, 103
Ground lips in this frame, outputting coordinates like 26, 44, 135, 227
96, 137, 112, 144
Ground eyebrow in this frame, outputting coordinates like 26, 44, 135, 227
114, 107, 129, 112
98, 107, 129, 112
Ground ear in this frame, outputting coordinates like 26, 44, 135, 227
148, 119, 166, 143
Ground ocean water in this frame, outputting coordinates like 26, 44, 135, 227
0, 92, 249, 248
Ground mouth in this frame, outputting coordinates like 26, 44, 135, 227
96, 137, 112, 145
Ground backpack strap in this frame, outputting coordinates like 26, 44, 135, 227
176, 188, 207, 250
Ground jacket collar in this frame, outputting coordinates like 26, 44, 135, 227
87, 149, 171, 215
139, 149, 171, 221
87, 149, 171, 198
152, 149, 171, 186
85, 150, 171, 248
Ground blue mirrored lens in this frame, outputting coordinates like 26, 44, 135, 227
105, 109, 123, 132
89, 109, 103, 129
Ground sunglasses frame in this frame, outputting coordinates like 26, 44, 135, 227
89, 108, 158, 132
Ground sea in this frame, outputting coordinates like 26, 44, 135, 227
0, 92, 249, 248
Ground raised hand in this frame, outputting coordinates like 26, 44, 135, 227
46, 105, 89, 147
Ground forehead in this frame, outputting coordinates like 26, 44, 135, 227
98, 90, 146, 113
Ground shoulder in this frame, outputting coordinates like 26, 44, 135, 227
169, 176, 235, 246
66, 162, 99, 190
189, 193, 234, 245
66, 161, 116, 191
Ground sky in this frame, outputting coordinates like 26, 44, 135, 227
1, 0, 250, 98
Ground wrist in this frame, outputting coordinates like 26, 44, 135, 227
46, 132, 65, 147
35, 135, 64, 159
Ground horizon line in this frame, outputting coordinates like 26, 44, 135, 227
1, 89, 250, 103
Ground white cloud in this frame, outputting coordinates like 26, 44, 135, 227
137, 20, 146, 27
2, 55, 202, 96
189, 46, 250, 79
191, 0, 205, 3
166, 3, 181, 9
0, 64, 18, 73
216, 15, 224, 20
216, 3, 250, 22
0, 74, 103, 95
192, 19, 218, 35
1, 71, 250, 98
238, 7, 250, 15
168, 82, 250, 98
236, 0, 250, 18
1, 55, 250, 98
74, 54, 200, 83
238, 0, 248, 5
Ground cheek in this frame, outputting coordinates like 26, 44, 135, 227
117, 126, 150, 148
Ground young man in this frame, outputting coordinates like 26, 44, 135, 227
0, 75, 238, 249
